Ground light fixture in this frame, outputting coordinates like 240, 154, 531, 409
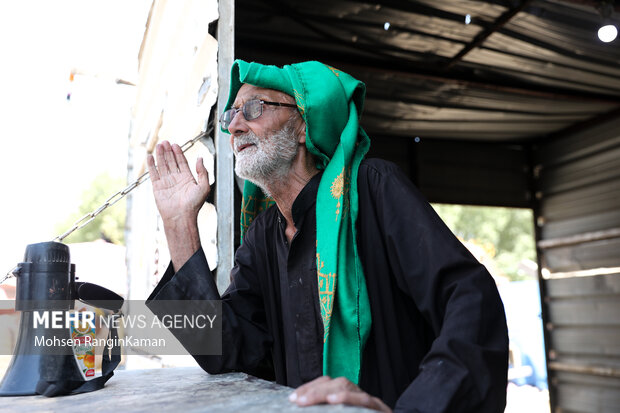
598, 24, 618, 42
597, 0, 617, 42
465, 14, 472, 25
384, 22, 391, 31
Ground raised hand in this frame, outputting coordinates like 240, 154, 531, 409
146, 141, 211, 270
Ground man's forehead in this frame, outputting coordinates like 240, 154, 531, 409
233, 84, 293, 104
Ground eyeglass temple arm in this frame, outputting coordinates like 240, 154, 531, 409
262, 101, 297, 108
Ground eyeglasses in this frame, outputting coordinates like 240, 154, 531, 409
219, 99, 297, 129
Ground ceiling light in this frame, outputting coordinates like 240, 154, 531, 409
465, 14, 472, 25
596, 1, 617, 42
384, 22, 390, 31
598, 24, 618, 42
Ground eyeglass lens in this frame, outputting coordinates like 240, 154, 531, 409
220, 99, 263, 129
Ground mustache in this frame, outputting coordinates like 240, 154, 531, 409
233, 133, 259, 155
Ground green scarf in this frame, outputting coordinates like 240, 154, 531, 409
223, 60, 371, 384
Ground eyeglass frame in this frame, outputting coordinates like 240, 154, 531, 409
219, 99, 297, 130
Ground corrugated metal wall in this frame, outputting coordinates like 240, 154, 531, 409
533, 116, 620, 413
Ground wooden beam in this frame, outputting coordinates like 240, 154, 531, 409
544, 105, 620, 142
444, 0, 534, 69
538, 227, 620, 249
554, 0, 620, 13
215, 0, 235, 294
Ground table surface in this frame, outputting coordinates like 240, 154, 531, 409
0, 366, 374, 412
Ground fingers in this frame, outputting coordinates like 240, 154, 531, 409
154, 142, 169, 176
146, 154, 159, 181
289, 376, 358, 406
172, 143, 191, 174
153, 141, 196, 178
196, 157, 210, 190
292, 375, 332, 397
326, 391, 392, 412
289, 376, 391, 412
163, 141, 179, 173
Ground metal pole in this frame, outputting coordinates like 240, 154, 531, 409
215, 0, 235, 294
526, 144, 557, 412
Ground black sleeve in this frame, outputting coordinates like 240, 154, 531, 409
366, 161, 508, 413
145, 232, 274, 378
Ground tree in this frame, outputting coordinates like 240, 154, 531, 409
431, 204, 536, 281
54, 173, 126, 244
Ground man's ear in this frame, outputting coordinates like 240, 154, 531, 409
297, 122, 307, 144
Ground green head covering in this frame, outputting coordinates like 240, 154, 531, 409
223, 60, 371, 384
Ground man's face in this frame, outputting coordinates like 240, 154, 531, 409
228, 84, 304, 187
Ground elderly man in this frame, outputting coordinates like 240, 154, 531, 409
146, 61, 508, 412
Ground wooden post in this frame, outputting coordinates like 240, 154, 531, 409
215, 0, 235, 294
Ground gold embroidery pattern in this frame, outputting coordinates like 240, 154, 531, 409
317, 251, 337, 342
241, 196, 274, 233
293, 89, 305, 115
331, 169, 344, 221
331, 169, 344, 199
331, 168, 351, 221
327, 65, 341, 77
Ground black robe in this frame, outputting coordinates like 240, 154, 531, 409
147, 159, 508, 412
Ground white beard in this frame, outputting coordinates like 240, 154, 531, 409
233, 119, 299, 194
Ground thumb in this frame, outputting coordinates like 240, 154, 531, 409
196, 157, 210, 188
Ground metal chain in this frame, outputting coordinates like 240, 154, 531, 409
2, 128, 212, 284
51, 170, 151, 243
0, 266, 19, 285
54, 129, 211, 242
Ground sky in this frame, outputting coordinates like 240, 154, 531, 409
0, 0, 152, 278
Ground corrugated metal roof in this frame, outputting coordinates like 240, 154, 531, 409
236, 0, 620, 143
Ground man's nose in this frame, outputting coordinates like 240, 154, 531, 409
228, 109, 248, 135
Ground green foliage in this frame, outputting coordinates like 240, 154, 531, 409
55, 173, 126, 245
431, 204, 536, 281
